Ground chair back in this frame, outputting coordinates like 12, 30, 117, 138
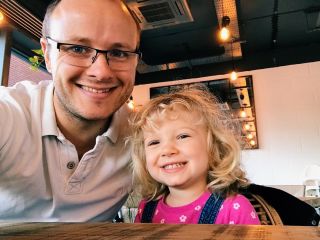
241, 184, 320, 226
243, 193, 283, 225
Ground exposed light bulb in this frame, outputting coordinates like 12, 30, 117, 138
244, 123, 251, 130
250, 140, 256, 146
230, 70, 238, 81
127, 97, 134, 110
219, 27, 230, 41
240, 109, 247, 118
247, 133, 253, 139
127, 100, 134, 110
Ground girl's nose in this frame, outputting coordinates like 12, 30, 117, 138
161, 142, 178, 157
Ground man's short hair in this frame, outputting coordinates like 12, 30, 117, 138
41, 0, 141, 38
42, 0, 61, 37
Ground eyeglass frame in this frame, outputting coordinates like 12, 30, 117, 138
45, 36, 142, 68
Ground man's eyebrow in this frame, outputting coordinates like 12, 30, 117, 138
65, 39, 135, 50
109, 42, 136, 50
62, 37, 92, 45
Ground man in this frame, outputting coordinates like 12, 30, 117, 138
0, 0, 140, 221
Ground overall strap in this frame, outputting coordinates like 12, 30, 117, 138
141, 200, 159, 223
198, 193, 224, 224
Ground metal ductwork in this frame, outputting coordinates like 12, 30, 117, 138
126, 0, 193, 30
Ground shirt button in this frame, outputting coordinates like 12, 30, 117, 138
67, 161, 76, 169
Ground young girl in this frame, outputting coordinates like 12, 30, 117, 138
130, 85, 260, 224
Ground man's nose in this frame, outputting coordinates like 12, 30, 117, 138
87, 53, 114, 79
92, 52, 110, 66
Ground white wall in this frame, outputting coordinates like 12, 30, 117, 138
132, 61, 320, 185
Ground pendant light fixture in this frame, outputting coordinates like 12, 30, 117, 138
127, 96, 135, 110
218, 0, 230, 42
244, 123, 251, 131
219, 16, 231, 41
230, 70, 238, 81
249, 139, 256, 146
240, 108, 247, 118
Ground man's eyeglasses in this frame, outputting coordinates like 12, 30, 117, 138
46, 37, 141, 70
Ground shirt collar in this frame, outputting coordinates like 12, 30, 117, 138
102, 104, 131, 144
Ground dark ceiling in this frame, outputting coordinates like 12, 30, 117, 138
2, 0, 320, 85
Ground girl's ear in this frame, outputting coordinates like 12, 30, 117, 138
40, 38, 52, 73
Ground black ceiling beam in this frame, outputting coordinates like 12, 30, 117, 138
135, 42, 320, 85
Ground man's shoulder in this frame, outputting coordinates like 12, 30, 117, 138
0, 80, 53, 97
0, 80, 54, 129
7, 80, 52, 90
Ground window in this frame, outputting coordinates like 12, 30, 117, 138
8, 51, 51, 87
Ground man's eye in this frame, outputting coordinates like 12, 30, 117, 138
66, 45, 90, 55
108, 49, 129, 58
146, 140, 160, 146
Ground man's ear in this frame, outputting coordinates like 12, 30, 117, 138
40, 38, 52, 73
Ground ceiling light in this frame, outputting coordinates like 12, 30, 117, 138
127, 96, 135, 110
230, 70, 237, 81
219, 16, 231, 41
244, 123, 251, 130
249, 139, 256, 146
246, 133, 254, 139
240, 109, 247, 118
220, 27, 230, 41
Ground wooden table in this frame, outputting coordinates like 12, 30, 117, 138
0, 223, 319, 240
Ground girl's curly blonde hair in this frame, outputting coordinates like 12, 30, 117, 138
130, 84, 249, 200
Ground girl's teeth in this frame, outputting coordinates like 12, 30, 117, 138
164, 163, 184, 170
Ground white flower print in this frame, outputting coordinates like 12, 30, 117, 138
155, 209, 159, 215
250, 211, 257, 219
220, 205, 224, 211
233, 202, 240, 210
194, 205, 201, 211
179, 215, 187, 222
160, 219, 165, 224
229, 221, 235, 224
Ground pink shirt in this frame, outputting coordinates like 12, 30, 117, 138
135, 191, 260, 224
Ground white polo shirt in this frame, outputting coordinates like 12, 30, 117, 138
0, 80, 132, 222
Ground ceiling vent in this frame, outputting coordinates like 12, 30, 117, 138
126, 0, 193, 30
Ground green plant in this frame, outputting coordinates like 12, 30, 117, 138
28, 49, 44, 70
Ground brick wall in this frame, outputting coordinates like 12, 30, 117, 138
8, 53, 51, 86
